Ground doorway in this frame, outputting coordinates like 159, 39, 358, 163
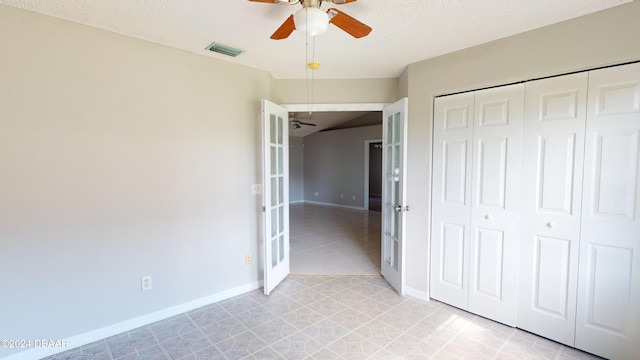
365, 140, 383, 212
262, 100, 408, 295
284, 104, 385, 276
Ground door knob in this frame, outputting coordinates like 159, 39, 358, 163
547, 221, 557, 228
484, 214, 493, 220
394, 205, 410, 212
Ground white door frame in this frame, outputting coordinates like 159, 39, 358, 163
283, 103, 386, 113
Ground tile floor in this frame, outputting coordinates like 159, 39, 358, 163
290, 203, 381, 276
43, 204, 603, 360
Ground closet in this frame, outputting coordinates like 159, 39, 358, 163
430, 62, 640, 360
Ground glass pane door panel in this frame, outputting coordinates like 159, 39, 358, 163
271, 238, 278, 267
277, 116, 283, 145
394, 145, 400, 174
278, 177, 284, 203
271, 208, 278, 238
387, 115, 394, 142
393, 239, 399, 270
270, 115, 277, 144
270, 146, 277, 175
394, 113, 401, 143
394, 177, 400, 207
271, 180, 277, 206
394, 209, 401, 238
278, 147, 284, 174
279, 235, 285, 262
385, 239, 391, 264
279, 205, 284, 233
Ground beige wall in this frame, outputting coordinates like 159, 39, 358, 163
303, 125, 383, 208
403, 0, 640, 296
0, 5, 272, 357
273, 78, 398, 104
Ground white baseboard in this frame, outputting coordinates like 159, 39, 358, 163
303, 200, 365, 211
2, 281, 262, 360
289, 200, 304, 204
404, 286, 431, 302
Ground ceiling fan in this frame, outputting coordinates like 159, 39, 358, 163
250, 0, 372, 40
290, 118, 317, 129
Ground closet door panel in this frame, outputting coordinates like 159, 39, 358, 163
576, 62, 640, 360
431, 93, 474, 310
518, 72, 588, 346
468, 84, 524, 326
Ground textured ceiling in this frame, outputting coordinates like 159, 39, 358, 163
0, 0, 631, 79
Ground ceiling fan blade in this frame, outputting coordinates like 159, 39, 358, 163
291, 119, 317, 127
271, 15, 296, 40
327, 8, 372, 38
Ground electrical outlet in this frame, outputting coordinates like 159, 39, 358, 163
352, 195, 356, 200
251, 184, 261, 195
340, 194, 344, 199
314, 192, 319, 196
245, 253, 252, 265
141, 276, 152, 292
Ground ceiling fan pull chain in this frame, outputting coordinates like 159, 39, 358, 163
310, 35, 316, 115
305, 10, 311, 115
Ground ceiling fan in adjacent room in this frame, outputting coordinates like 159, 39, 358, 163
249, 0, 372, 39
290, 118, 317, 129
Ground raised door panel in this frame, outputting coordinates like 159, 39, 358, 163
431, 93, 474, 309
468, 84, 524, 326
576, 62, 640, 360
518, 73, 588, 346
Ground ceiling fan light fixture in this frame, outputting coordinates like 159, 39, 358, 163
293, 7, 329, 37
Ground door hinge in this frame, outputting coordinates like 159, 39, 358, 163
262, 206, 266, 213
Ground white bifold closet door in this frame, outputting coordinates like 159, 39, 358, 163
431, 84, 524, 326
575, 63, 640, 360
431, 92, 474, 311
517, 72, 588, 346
433, 62, 639, 359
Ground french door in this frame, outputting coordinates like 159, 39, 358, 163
381, 98, 409, 294
261, 99, 289, 295
261, 99, 408, 295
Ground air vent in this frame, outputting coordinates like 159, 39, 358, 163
206, 42, 244, 57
